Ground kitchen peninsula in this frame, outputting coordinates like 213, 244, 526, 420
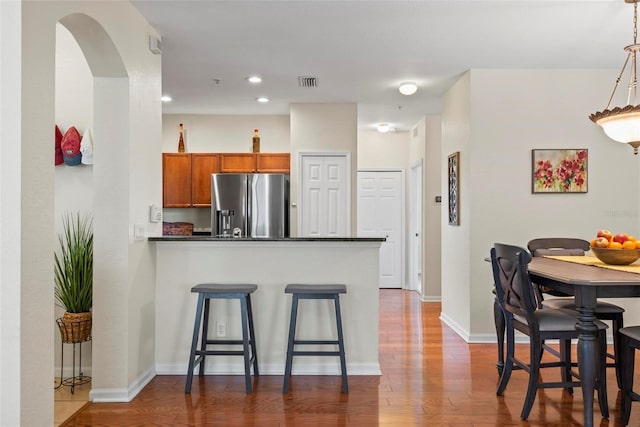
150, 236, 384, 377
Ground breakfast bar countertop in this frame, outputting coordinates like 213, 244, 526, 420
149, 236, 386, 242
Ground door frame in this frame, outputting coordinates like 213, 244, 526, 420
409, 160, 423, 293
357, 168, 405, 289
297, 151, 351, 237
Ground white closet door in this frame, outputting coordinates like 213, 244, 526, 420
357, 171, 403, 288
301, 155, 348, 237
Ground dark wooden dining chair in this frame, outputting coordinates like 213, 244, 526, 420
490, 243, 610, 420
527, 237, 625, 388
619, 326, 640, 425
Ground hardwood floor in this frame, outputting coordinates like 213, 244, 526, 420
66, 289, 640, 426
54, 378, 90, 426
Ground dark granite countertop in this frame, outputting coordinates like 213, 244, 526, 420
149, 236, 386, 242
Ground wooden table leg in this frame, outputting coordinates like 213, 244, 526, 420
576, 286, 598, 427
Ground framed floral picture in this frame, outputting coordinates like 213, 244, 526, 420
532, 149, 588, 193
448, 151, 460, 225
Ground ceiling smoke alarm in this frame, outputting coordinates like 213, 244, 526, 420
298, 76, 318, 88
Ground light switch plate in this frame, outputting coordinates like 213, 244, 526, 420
150, 204, 163, 223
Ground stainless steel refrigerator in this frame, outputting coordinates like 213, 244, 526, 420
211, 173, 289, 238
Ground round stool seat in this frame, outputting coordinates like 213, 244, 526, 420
285, 284, 346, 294
620, 326, 640, 342
191, 283, 257, 294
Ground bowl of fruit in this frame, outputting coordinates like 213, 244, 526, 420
590, 230, 640, 265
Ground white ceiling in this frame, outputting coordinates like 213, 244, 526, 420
131, 0, 632, 132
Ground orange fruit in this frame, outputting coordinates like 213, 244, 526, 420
609, 241, 623, 249
622, 240, 636, 250
635, 241, 640, 249
590, 238, 597, 248
629, 236, 638, 242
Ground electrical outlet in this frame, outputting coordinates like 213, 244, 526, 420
216, 320, 226, 337
134, 224, 146, 240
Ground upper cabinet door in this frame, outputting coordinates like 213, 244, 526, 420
163, 153, 192, 207
191, 154, 220, 207
219, 153, 257, 173
257, 153, 290, 173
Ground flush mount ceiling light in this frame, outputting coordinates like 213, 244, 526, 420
590, 0, 640, 154
256, 97, 269, 103
161, 95, 172, 102
399, 82, 418, 96
246, 76, 262, 84
377, 123, 391, 133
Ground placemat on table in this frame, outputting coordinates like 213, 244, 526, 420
543, 255, 640, 274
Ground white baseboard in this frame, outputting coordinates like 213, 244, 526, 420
89, 367, 156, 402
421, 295, 441, 302
439, 312, 470, 341
155, 362, 381, 376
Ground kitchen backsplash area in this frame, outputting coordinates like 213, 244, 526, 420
162, 208, 211, 233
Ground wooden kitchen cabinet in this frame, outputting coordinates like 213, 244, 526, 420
162, 153, 192, 207
163, 152, 290, 207
219, 153, 257, 173
191, 153, 220, 206
219, 153, 290, 173
257, 153, 290, 172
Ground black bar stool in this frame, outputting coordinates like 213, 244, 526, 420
185, 283, 258, 394
283, 284, 348, 394
620, 326, 640, 425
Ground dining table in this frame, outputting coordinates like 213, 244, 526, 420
527, 255, 640, 427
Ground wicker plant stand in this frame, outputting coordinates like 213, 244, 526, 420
55, 316, 92, 394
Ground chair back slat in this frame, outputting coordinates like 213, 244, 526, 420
527, 238, 590, 254
491, 243, 537, 323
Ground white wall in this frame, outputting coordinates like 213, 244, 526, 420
423, 116, 442, 299
162, 114, 290, 153
440, 73, 472, 338
441, 69, 640, 342
1, 1, 23, 425
290, 103, 358, 236
357, 130, 408, 169
9, 2, 162, 424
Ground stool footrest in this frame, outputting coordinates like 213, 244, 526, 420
205, 339, 252, 345
293, 340, 339, 345
196, 350, 248, 356
293, 350, 341, 356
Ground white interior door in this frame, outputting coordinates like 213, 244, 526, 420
357, 170, 403, 288
410, 163, 423, 293
300, 154, 349, 237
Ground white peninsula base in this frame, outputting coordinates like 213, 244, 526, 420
152, 239, 382, 377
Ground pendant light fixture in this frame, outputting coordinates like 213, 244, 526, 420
590, 0, 640, 154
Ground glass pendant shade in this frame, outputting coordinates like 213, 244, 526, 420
590, 0, 640, 154
590, 106, 640, 153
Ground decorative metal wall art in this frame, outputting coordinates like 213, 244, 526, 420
448, 151, 460, 225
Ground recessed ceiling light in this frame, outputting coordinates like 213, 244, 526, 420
399, 82, 418, 96
246, 76, 262, 84
256, 97, 269, 103
161, 95, 172, 102
377, 124, 391, 133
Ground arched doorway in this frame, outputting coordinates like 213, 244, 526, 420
55, 12, 128, 415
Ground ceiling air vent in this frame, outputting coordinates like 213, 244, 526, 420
298, 76, 318, 88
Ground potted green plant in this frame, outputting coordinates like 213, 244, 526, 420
54, 212, 93, 342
